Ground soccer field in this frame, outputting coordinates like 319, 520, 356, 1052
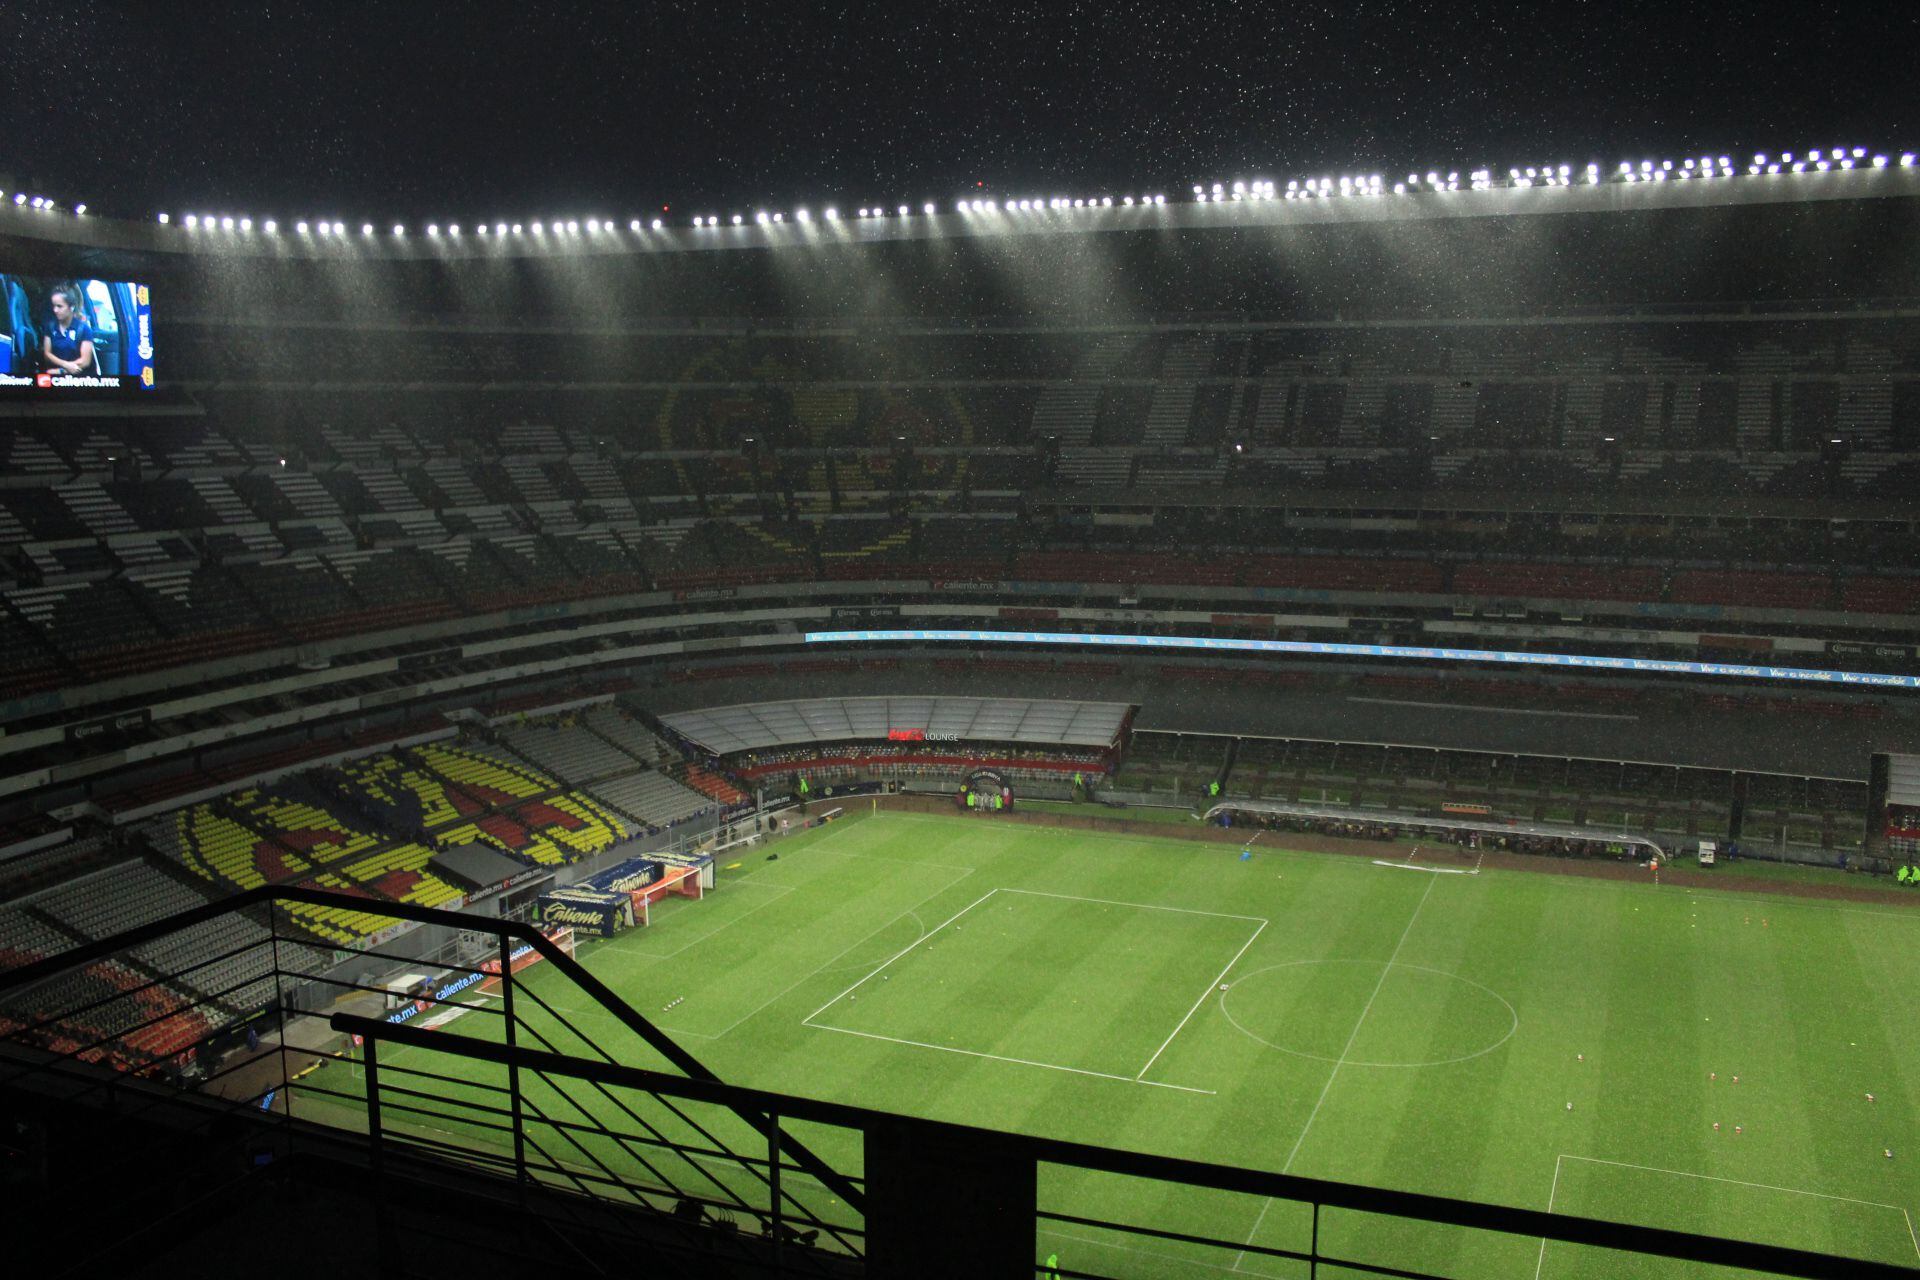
301, 810, 1920, 1277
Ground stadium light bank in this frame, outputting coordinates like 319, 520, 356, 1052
21, 144, 1917, 256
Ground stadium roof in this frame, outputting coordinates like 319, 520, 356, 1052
661, 697, 1130, 754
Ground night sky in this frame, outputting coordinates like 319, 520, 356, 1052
3, 2, 1914, 223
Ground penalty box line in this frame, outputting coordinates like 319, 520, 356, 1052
1534, 1153, 1920, 1278
803, 885, 1233, 1095
802, 888, 1003, 1025
1136, 916, 1268, 1083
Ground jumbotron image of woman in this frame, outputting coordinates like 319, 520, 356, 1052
40, 282, 95, 376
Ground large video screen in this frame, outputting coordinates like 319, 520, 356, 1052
0, 274, 154, 390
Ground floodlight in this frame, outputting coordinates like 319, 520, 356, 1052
264, 220, 276, 233
1872, 155, 1888, 168
493, 223, 504, 234
732, 214, 743, 225
651, 218, 662, 230
513, 223, 523, 233
185, 214, 199, 228
923, 202, 935, 213
796, 208, 810, 222
565, 220, 577, 232
824, 207, 838, 219
158, 212, 170, 224
361, 223, 373, 235
1903, 154, 1917, 167
392, 223, 404, 236
772, 211, 783, 221
629, 219, 641, 230
897, 204, 908, 215
73, 204, 85, 215
857, 207, 869, 218
532, 221, 544, 233
10, 193, 22, 205
449, 224, 461, 236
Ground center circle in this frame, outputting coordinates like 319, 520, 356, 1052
1220, 959, 1518, 1068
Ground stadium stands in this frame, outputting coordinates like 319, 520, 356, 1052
128, 740, 630, 944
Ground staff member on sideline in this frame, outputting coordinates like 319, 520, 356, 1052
40, 283, 95, 375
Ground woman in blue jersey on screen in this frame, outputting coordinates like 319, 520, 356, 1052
40, 282, 95, 376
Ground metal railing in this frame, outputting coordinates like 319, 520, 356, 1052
3, 885, 1916, 1279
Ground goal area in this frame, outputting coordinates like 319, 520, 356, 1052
632, 864, 706, 928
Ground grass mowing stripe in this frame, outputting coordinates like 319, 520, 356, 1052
1234, 873, 1440, 1271
807, 1022, 1218, 1095
802, 889, 1001, 1025
298, 812, 1920, 1273
1539, 1153, 1920, 1275
1136, 918, 1268, 1083
1004, 886, 1268, 924
676, 863, 980, 1040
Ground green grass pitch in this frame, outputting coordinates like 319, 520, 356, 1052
297, 810, 1920, 1278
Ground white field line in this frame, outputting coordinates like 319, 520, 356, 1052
801, 889, 1001, 1025
1533, 1153, 1564, 1280
1233, 875, 1440, 1272
806, 1022, 1216, 1095
542, 862, 978, 1039
872, 812, 1329, 861
1136, 919, 1268, 1082
1537, 1153, 1920, 1273
1042, 1226, 1282, 1278
871, 817, 1920, 924
1370, 860, 1477, 875
873, 809, 1920, 927
803, 883, 1252, 1094
605, 882, 794, 961
683, 866, 978, 1040
1002, 886, 1268, 924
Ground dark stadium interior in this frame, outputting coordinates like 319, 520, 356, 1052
5, 6, 1920, 1275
